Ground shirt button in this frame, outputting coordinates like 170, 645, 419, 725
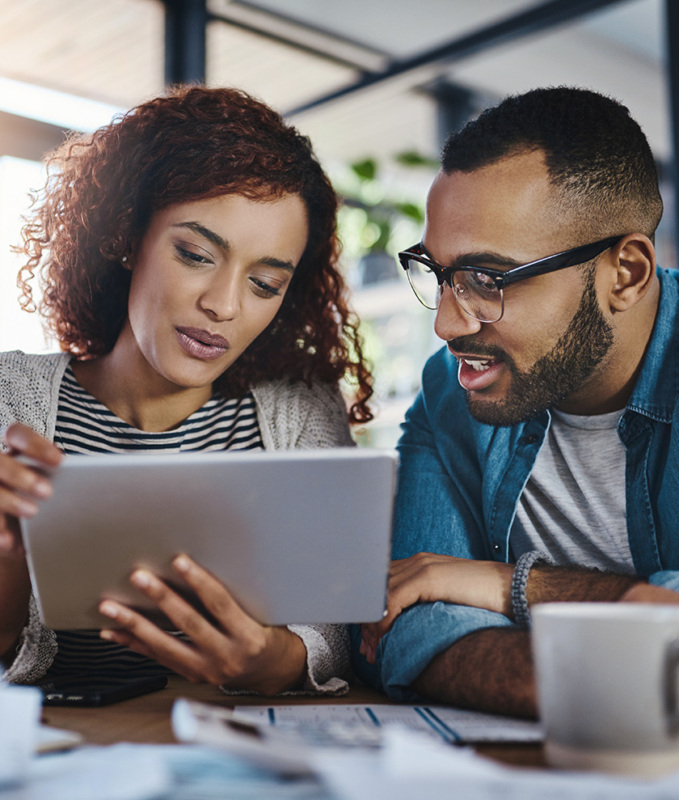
493, 543, 501, 552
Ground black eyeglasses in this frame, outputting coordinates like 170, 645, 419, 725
398, 236, 622, 323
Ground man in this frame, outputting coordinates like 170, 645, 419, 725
355, 87, 679, 718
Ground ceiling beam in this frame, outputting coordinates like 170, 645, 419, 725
0, 112, 67, 161
209, 1, 386, 72
164, 0, 208, 85
285, 0, 627, 117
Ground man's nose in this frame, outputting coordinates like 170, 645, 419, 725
434, 284, 483, 341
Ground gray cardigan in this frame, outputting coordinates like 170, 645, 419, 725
0, 351, 353, 693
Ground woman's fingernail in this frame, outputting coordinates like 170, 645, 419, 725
173, 555, 190, 573
131, 570, 153, 589
16, 499, 38, 516
34, 480, 53, 499
99, 601, 118, 618
100, 629, 114, 641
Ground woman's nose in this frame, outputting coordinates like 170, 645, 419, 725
199, 270, 241, 321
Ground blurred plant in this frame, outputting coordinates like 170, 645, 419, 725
336, 151, 437, 272
334, 149, 440, 441
336, 151, 437, 286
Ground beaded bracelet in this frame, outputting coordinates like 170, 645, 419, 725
510, 550, 547, 627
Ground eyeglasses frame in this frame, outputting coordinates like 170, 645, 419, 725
398, 235, 623, 315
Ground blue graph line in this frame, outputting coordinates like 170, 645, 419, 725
414, 707, 461, 743
423, 708, 461, 743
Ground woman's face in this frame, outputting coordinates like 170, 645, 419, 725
121, 193, 309, 394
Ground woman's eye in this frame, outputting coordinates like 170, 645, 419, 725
175, 245, 212, 266
249, 277, 281, 298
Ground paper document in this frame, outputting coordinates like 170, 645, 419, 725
316, 727, 679, 800
174, 698, 542, 781
233, 703, 543, 744
3, 744, 170, 800
36, 724, 83, 754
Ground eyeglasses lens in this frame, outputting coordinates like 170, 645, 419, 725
405, 259, 439, 310
406, 259, 503, 322
452, 272, 503, 323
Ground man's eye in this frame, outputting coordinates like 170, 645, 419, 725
467, 270, 498, 292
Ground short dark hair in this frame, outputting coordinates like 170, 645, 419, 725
19, 85, 373, 422
441, 86, 663, 239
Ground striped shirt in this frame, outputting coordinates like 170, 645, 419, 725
43, 365, 263, 682
55, 365, 263, 455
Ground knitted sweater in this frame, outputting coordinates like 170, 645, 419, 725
0, 351, 354, 693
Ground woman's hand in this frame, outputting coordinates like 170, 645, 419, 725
98, 554, 308, 695
0, 423, 63, 556
360, 552, 514, 664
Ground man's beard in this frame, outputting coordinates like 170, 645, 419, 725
452, 271, 614, 427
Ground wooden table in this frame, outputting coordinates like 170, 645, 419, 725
40, 675, 547, 768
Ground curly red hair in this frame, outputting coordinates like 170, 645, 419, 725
18, 85, 372, 423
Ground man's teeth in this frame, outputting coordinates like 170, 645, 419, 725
463, 358, 493, 372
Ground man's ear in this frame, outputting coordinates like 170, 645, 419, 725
607, 234, 656, 312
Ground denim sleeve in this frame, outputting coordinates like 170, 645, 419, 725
351, 382, 516, 699
351, 604, 515, 701
649, 571, 679, 592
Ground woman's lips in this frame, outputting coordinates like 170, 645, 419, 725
175, 327, 229, 361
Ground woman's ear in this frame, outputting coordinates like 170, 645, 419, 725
607, 234, 656, 312
121, 241, 139, 271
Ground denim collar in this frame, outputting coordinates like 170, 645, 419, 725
626, 268, 679, 424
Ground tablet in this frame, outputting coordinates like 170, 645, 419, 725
21, 448, 397, 630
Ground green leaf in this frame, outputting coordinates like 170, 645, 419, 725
395, 201, 425, 223
350, 158, 378, 182
394, 150, 439, 169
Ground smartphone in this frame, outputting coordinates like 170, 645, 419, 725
38, 674, 168, 706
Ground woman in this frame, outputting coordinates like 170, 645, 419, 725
0, 86, 372, 696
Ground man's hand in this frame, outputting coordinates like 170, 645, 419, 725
360, 553, 513, 663
98, 554, 308, 696
620, 583, 679, 604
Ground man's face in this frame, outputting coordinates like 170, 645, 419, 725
425, 150, 614, 426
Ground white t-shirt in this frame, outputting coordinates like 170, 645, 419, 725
509, 407, 635, 574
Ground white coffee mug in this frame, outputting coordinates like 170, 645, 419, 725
0, 682, 41, 786
532, 602, 679, 776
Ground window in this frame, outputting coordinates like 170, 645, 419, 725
0, 156, 56, 353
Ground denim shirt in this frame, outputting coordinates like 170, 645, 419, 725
352, 267, 679, 700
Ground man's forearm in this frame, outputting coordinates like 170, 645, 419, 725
413, 627, 537, 718
526, 564, 637, 608
407, 566, 675, 720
